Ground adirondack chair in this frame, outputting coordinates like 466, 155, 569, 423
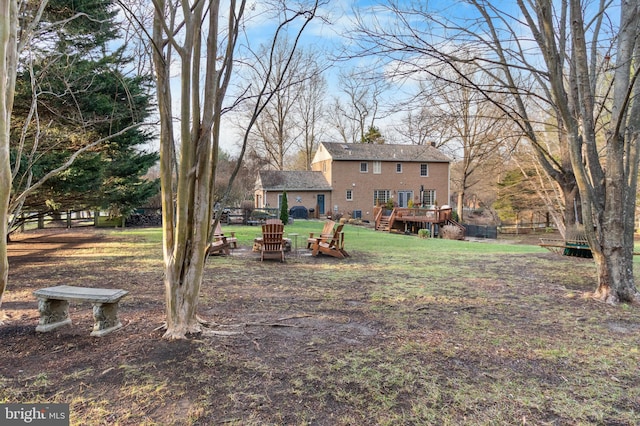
261, 223, 285, 262
307, 220, 336, 249
208, 236, 230, 256
311, 224, 349, 258
265, 218, 283, 225
213, 222, 237, 248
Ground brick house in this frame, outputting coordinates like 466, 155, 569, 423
255, 142, 451, 222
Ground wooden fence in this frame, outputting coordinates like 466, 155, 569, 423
12, 211, 116, 231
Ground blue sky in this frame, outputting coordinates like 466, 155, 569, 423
218, 0, 489, 153
217, 0, 401, 154
193, 0, 622, 155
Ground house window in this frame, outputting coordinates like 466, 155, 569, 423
360, 162, 368, 173
421, 189, 436, 206
420, 163, 428, 177
346, 189, 353, 201
396, 163, 402, 173
373, 161, 381, 174
373, 189, 390, 206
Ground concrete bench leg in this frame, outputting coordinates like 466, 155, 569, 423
91, 302, 123, 337
35, 298, 72, 332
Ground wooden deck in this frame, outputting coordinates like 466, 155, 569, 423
374, 206, 465, 237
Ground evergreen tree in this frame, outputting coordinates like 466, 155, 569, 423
280, 191, 289, 225
10, 0, 158, 223
361, 126, 385, 144
494, 168, 541, 223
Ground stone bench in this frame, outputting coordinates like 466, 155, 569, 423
33, 285, 128, 337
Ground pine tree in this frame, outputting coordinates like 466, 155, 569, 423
280, 191, 289, 225
10, 0, 158, 222
361, 126, 385, 144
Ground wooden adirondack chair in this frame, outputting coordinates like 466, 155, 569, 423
307, 220, 336, 249
261, 223, 285, 262
213, 222, 237, 248
208, 236, 230, 256
311, 224, 349, 258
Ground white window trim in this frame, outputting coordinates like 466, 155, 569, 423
373, 190, 390, 206
422, 189, 436, 206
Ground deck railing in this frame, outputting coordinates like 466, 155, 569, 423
375, 206, 454, 231
373, 206, 384, 229
393, 207, 452, 222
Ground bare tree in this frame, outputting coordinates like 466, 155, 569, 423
395, 106, 439, 147
414, 65, 513, 222
504, 0, 639, 303
511, 126, 576, 237
246, 40, 323, 170
148, 0, 321, 339
0, 0, 15, 321
329, 68, 388, 144
351, 1, 639, 303
295, 69, 327, 169
0, 0, 49, 321
328, 96, 357, 144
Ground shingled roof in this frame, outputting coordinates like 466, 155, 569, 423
318, 142, 451, 163
256, 170, 331, 191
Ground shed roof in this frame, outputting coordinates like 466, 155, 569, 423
256, 170, 331, 191
317, 142, 451, 163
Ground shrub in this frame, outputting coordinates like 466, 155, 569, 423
418, 229, 430, 239
440, 224, 464, 240
280, 191, 289, 224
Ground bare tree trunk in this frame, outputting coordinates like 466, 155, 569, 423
148, 0, 321, 339
562, 0, 640, 303
0, 0, 12, 318
151, 0, 214, 338
456, 192, 464, 223
0, 0, 19, 319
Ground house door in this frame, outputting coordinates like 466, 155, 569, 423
317, 194, 325, 216
397, 191, 413, 208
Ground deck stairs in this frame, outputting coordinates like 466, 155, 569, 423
376, 216, 391, 231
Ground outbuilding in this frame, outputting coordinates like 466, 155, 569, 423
254, 170, 331, 219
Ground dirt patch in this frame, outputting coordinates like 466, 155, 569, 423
2, 229, 386, 424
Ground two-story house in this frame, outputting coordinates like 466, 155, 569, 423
254, 142, 451, 223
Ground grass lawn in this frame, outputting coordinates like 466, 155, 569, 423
1, 221, 639, 425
